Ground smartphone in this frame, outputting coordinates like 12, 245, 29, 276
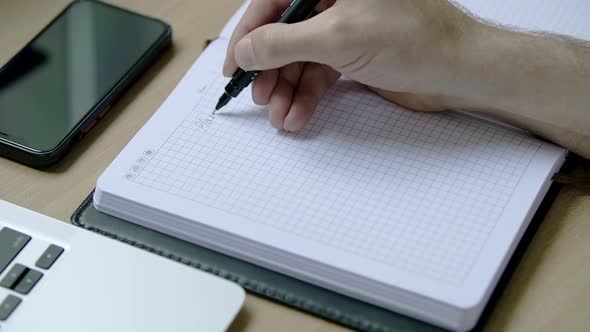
0, 0, 171, 168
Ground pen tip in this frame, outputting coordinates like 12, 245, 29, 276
215, 93, 231, 112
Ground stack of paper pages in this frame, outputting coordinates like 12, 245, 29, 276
95, 1, 589, 330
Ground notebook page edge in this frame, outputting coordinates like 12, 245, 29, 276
94, 191, 469, 330
448, 142, 566, 328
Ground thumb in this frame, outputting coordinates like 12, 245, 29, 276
234, 17, 341, 71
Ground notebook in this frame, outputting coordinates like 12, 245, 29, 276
94, 1, 587, 331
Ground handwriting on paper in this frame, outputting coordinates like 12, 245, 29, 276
196, 114, 215, 131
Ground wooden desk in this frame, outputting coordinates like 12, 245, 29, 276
1, 1, 589, 331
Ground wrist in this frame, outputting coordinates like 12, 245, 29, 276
438, 16, 549, 113
443, 20, 554, 113
436, 19, 493, 110
418, 14, 499, 111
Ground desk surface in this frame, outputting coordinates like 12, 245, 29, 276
1, 1, 589, 331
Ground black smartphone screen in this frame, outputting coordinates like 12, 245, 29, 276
0, 1, 168, 152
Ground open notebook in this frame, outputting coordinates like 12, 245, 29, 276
94, 1, 589, 331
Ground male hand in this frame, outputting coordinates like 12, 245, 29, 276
223, 0, 477, 131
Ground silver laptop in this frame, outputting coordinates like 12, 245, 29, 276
0, 199, 244, 332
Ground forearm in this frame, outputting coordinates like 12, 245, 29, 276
453, 22, 590, 158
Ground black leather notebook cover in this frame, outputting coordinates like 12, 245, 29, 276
72, 183, 561, 332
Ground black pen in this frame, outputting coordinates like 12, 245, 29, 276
214, 0, 321, 112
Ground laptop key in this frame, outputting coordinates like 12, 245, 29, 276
35, 244, 64, 269
0, 228, 31, 275
0, 264, 28, 289
0, 295, 21, 321
14, 269, 42, 295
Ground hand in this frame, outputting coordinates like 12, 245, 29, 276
223, 0, 477, 131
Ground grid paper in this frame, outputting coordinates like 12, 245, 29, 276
131, 77, 541, 284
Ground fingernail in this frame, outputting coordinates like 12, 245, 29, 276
283, 120, 293, 132
236, 37, 255, 69
283, 111, 296, 132
222, 59, 229, 77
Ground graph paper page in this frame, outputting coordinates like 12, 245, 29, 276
96, 40, 565, 303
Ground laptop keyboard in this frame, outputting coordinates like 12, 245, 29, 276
0, 227, 63, 321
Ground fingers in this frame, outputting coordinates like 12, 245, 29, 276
224, 0, 294, 77
283, 63, 340, 131
252, 69, 278, 105
233, 13, 341, 71
268, 63, 304, 129
223, 0, 341, 131
268, 78, 294, 130
254, 63, 339, 131
224, 0, 337, 77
